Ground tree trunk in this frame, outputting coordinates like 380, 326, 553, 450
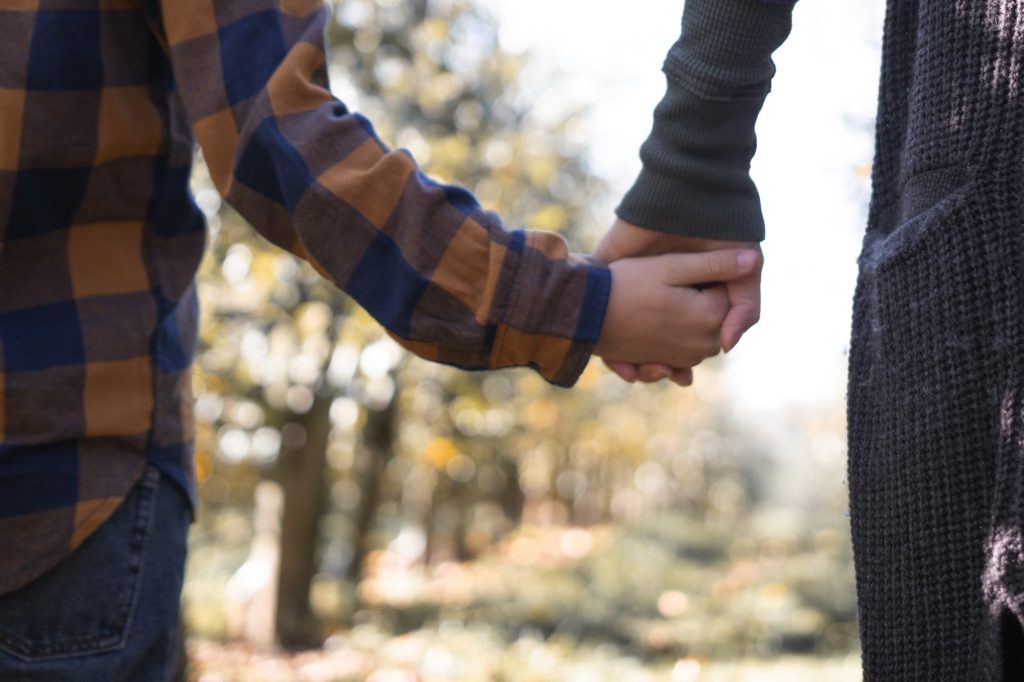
499, 457, 524, 525
453, 499, 470, 562
345, 387, 397, 585
275, 391, 332, 650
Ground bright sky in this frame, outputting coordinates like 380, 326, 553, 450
480, 0, 886, 417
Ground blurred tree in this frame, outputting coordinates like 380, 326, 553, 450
275, 342, 334, 649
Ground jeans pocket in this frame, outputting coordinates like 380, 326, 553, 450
0, 468, 160, 661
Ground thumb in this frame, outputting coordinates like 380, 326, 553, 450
720, 264, 762, 352
660, 249, 760, 287
721, 300, 760, 352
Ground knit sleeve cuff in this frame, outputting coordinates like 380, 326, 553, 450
616, 0, 794, 241
617, 87, 769, 240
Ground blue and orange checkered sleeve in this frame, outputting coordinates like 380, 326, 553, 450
147, 0, 610, 387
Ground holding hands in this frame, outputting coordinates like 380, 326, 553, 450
593, 219, 764, 386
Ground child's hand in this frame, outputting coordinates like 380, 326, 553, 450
593, 249, 760, 372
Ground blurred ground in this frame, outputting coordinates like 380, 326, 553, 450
183, 514, 857, 680
186, 639, 859, 682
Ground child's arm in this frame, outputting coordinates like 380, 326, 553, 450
145, 0, 608, 387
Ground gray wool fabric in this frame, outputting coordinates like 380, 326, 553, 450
623, 0, 1024, 678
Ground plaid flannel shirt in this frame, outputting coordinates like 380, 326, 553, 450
0, 0, 610, 596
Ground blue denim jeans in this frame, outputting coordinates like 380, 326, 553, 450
0, 467, 190, 681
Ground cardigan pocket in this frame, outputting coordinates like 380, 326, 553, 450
851, 161, 1024, 389
853, 164, 981, 380
863, 164, 974, 262
856, 164, 977, 316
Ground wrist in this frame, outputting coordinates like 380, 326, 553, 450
491, 237, 611, 387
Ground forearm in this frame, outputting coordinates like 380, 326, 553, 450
617, 0, 796, 241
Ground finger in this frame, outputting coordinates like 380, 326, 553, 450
721, 274, 762, 353
636, 363, 673, 383
671, 368, 694, 386
603, 359, 638, 383
660, 249, 761, 287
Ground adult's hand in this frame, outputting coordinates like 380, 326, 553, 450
594, 218, 763, 384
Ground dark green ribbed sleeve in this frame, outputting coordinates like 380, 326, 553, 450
616, 0, 795, 241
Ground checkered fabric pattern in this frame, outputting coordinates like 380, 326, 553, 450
0, 0, 610, 596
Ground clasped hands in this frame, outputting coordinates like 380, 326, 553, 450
592, 219, 763, 386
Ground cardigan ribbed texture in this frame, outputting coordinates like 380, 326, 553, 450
849, 0, 1024, 678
